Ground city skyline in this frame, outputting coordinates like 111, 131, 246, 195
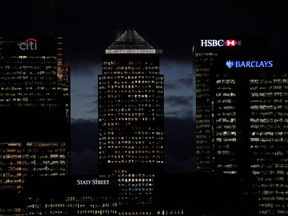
0, 0, 287, 175
0, 1, 288, 215
1, 32, 287, 216
2, 1, 287, 119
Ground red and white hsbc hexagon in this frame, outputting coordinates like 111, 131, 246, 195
200, 39, 241, 47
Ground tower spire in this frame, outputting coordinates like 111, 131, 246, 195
105, 29, 162, 54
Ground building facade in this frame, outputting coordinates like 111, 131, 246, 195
24, 176, 117, 215
98, 29, 164, 214
0, 37, 70, 215
194, 37, 288, 215
217, 56, 288, 215
193, 37, 265, 172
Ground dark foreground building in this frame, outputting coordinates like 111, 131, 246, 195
19, 173, 242, 216
154, 172, 242, 216
23, 176, 117, 215
0, 37, 70, 215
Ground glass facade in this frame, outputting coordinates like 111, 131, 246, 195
195, 45, 288, 214
195, 52, 217, 171
0, 37, 69, 109
0, 37, 70, 215
214, 78, 238, 175
193, 37, 265, 175
0, 142, 67, 191
98, 29, 164, 213
24, 176, 118, 215
249, 75, 288, 215
193, 36, 288, 215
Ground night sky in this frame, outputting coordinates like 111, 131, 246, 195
0, 0, 287, 174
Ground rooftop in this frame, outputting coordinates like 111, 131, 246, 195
105, 29, 162, 54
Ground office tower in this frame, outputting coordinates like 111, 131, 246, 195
215, 56, 288, 215
25, 176, 117, 215
98, 29, 164, 213
193, 37, 265, 172
153, 172, 240, 215
0, 37, 70, 215
195, 38, 288, 215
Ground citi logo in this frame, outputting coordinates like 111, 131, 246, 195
200, 39, 241, 47
18, 38, 38, 50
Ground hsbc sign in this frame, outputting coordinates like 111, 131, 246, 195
200, 39, 241, 47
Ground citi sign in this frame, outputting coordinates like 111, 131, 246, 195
226, 60, 274, 68
18, 38, 38, 50
200, 39, 241, 47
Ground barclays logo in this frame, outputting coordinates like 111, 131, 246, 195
226, 60, 274, 68
226, 60, 234, 68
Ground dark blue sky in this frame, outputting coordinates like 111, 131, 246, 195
57, 0, 287, 121
1, 1, 287, 121
0, 0, 287, 174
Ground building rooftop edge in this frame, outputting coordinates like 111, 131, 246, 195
105, 49, 163, 54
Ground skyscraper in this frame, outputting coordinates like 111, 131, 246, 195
24, 176, 118, 215
98, 29, 164, 214
194, 37, 288, 215
0, 36, 70, 215
215, 56, 288, 215
193, 36, 265, 172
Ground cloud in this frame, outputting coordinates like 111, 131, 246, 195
162, 59, 193, 78
165, 82, 179, 90
165, 76, 194, 90
164, 117, 195, 159
70, 149, 98, 175
165, 109, 193, 119
165, 95, 193, 107
70, 62, 101, 75
71, 73, 99, 120
164, 116, 195, 173
79, 95, 97, 114
71, 119, 98, 153
178, 77, 193, 88
165, 156, 195, 174
86, 106, 98, 114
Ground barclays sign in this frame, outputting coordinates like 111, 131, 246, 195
226, 60, 274, 68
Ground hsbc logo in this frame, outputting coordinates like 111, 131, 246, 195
18, 38, 38, 51
200, 39, 241, 47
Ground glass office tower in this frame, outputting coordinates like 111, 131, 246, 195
195, 39, 288, 214
0, 37, 70, 215
98, 29, 164, 215
193, 36, 265, 172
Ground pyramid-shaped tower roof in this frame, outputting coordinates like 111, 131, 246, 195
105, 29, 162, 54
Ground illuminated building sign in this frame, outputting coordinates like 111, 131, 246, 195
226, 60, 274, 68
77, 179, 110, 185
200, 39, 241, 47
18, 38, 38, 50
